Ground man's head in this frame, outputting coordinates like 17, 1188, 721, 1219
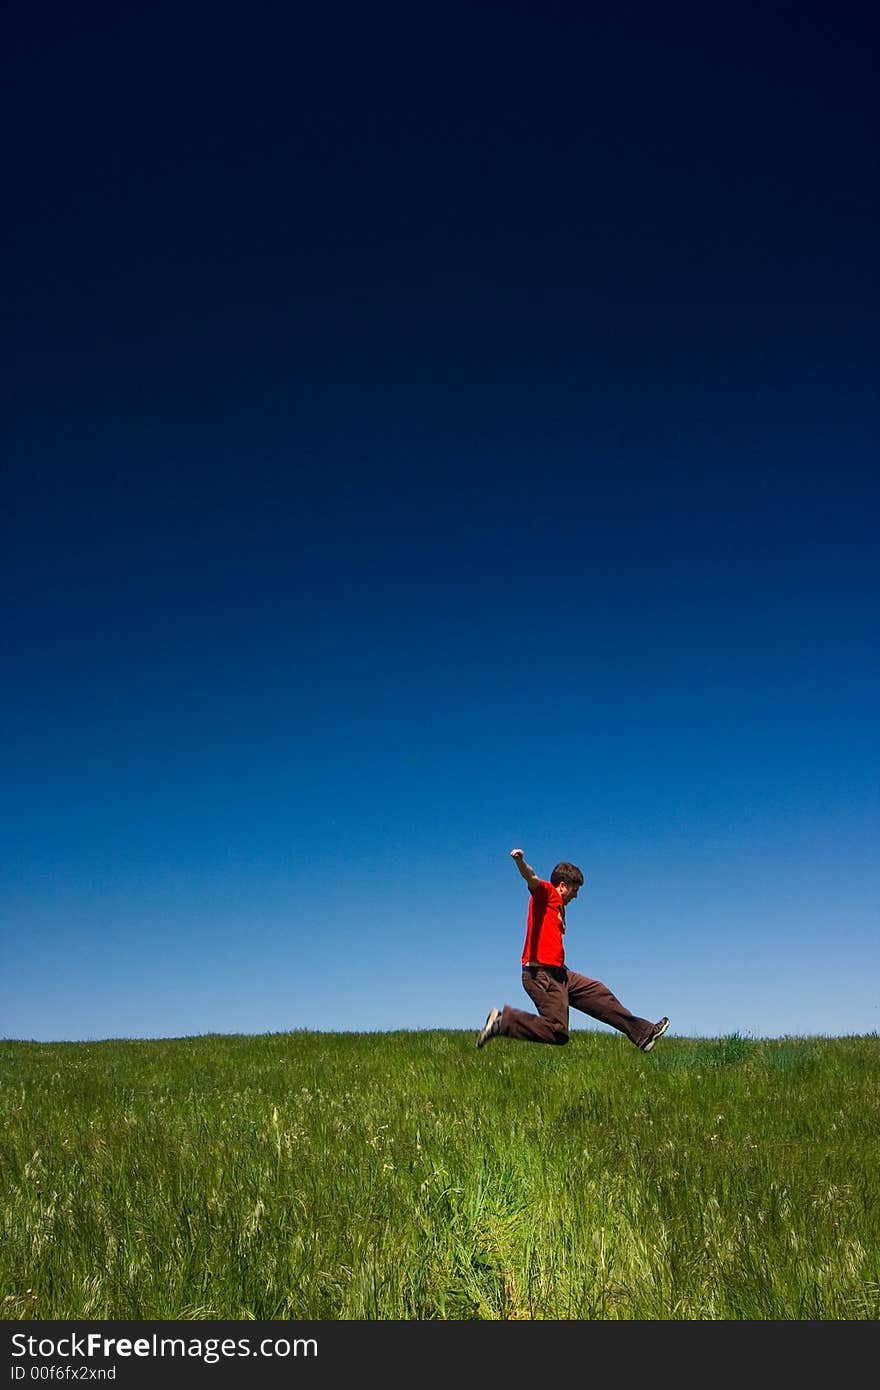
550, 861, 585, 905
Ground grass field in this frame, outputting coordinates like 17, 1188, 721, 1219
1, 1029, 878, 1320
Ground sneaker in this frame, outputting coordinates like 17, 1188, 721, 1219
476, 1007, 502, 1049
640, 1017, 669, 1053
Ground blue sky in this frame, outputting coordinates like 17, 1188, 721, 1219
3, 2, 877, 1042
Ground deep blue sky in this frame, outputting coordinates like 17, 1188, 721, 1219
4, 2, 877, 1042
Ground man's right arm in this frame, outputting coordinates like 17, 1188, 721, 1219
510, 848, 541, 890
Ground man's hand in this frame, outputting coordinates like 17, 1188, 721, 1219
510, 848, 539, 888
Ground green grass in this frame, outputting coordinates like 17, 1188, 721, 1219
2, 1030, 878, 1319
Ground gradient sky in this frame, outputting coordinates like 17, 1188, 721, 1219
4, 2, 878, 1043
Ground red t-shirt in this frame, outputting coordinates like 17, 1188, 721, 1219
521, 879, 566, 967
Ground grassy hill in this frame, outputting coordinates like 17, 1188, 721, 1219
1, 1030, 878, 1319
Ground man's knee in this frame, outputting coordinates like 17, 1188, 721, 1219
550, 1026, 569, 1046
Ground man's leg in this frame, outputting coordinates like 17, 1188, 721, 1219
497, 965, 570, 1044
565, 969, 655, 1048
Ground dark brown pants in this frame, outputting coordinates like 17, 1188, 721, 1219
499, 965, 655, 1048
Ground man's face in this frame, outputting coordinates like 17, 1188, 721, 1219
558, 882, 580, 905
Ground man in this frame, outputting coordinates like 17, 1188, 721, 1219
477, 848, 669, 1052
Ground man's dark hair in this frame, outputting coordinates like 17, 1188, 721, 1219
550, 862, 584, 889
